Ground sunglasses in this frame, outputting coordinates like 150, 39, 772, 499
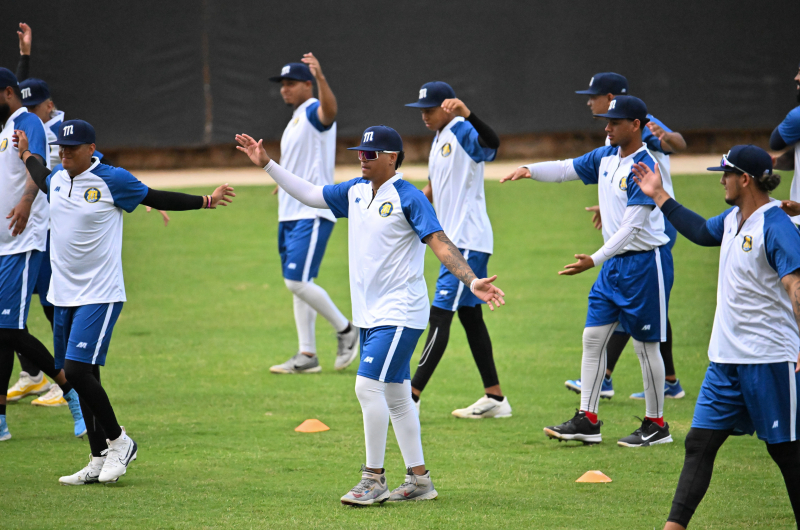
357, 150, 398, 162
720, 153, 747, 174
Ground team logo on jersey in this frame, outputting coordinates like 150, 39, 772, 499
379, 202, 393, 217
742, 235, 753, 252
84, 187, 101, 203
441, 143, 452, 157
292, 117, 299, 126
619, 177, 628, 191
0, 138, 7, 152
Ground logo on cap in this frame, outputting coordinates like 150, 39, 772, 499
379, 202, 393, 217
742, 235, 753, 252
84, 187, 101, 203
281, 65, 291, 76
608, 100, 617, 110
419, 88, 427, 99
21, 87, 31, 99
363, 131, 374, 143
63, 125, 74, 136
441, 143, 452, 157
0, 139, 7, 152
589, 77, 594, 86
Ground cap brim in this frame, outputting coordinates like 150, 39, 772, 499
346, 146, 381, 151
706, 166, 726, 172
50, 139, 90, 146
404, 101, 439, 108
575, 89, 601, 95
268, 75, 312, 83
593, 113, 649, 125
24, 97, 48, 106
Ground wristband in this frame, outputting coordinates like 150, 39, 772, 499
469, 278, 478, 293
20, 149, 30, 159
207, 195, 212, 209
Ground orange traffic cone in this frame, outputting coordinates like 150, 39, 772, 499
576, 470, 612, 483
295, 419, 330, 433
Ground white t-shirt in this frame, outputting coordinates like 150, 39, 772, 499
572, 144, 669, 251
704, 201, 800, 364
46, 158, 148, 306
428, 116, 495, 254
0, 107, 49, 256
278, 98, 336, 223
322, 174, 442, 330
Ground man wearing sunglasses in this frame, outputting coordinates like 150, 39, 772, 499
770, 61, 800, 225
502, 96, 674, 448
267, 55, 358, 376
567, 72, 688, 403
235, 125, 505, 505
629, 145, 800, 530
403, 81, 510, 419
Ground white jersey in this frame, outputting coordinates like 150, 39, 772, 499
0, 107, 49, 256
46, 157, 148, 306
572, 144, 669, 251
278, 98, 336, 223
428, 116, 495, 254
777, 106, 800, 223
44, 111, 65, 169
605, 114, 675, 198
322, 174, 442, 330
704, 201, 800, 364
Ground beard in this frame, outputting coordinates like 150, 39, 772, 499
725, 196, 736, 206
0, 103, 10, 126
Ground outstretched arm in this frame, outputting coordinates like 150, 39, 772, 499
423, 230, 505, 310
500, 160, 579, 184
141, 185, 234, 211
781, 270, 800, 372
235, 133, 328, 209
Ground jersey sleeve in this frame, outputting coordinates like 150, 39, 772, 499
778, 107, 800, 146
395, 181, 443, 241
764, 208, 800, 278
705, 207, 734, 242
306, 101, 334, 133
626, 153, 657, 207
322, 178, 361, 218
451, 121, 497, 163
17, 114, 49, 167
105, 166, 149, 213
571, 147, 607, 185
643, 115, 674, 154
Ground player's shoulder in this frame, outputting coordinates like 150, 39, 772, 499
449, 117, 473, 135
634, 147, 657, 166
764, 203, 798, 232
90, 161, 137, 183
14, 111, 44, 130
590, 145, 618, 158
784, 105, 800, 122
393, 177, 424, 196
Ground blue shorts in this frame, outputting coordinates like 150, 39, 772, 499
693, 361, 799, 444
53, 303, 124, 369
32, 231, 52, 308
278, 218, 335, 282
0, 250, 44, 329
432, 249, 489, 311
586, 246, 673, 343
357, 326, 425, 384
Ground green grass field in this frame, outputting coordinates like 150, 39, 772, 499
2, 174, 795, 529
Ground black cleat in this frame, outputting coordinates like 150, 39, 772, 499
544, 410, 602, 444
617, 418, 673, 447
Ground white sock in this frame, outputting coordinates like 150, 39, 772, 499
292, 294, 317, 354
385, 380, 424, 468
580, 323, 618, 414
633, 340, 666, 419
285, 279, 349, 333
355, 376, 389, 469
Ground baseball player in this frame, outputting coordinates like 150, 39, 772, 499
770, 61, 800, 223
566, 72, 687, 401
236, 125, 505, 505
630, 147, 800, 530
502, 96, 673, 447
16, 120, 235, 484
266, 55, 358, 374
404, 81, 511, 419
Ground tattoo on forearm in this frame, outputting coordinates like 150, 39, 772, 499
430, 231, 476, 286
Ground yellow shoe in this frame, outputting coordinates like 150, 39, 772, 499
32, 385, 67, 407
7, 371, 52, 402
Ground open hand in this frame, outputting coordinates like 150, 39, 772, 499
586, 205, 602, 230
500, 167, 531, 183
558, 254, 594, 276
301, 53, 324, 79
631, 161, 663, 199
18, 23, 31, 55
647, 122, 667, 140
471, 275, 505, 310
441, 98, 470, 118
210, 183, 235, 208
235, 134, 271, 167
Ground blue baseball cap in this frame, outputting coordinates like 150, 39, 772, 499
575, 72, 629, 96
50, 120, 96, 146
707, 145, 773, 177
405, 81, 456, 108
593, 95, 650, 126
20, 78, 51, 106
269, 62, 314, 83
0, 68, 19, 89
347, 125, 403, 152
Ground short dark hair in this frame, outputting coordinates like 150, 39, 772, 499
11, 85, 22, 100
395, 151, 405, 170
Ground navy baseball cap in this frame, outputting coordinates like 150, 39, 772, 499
0, 68, 18, 89
593, 95, 649, 126
575, 72, 629, 96
347, 125, 403, 152
405, 81, 456, 108
50, 120, 96, 146
269, 62, 314, 83
20, 78, 50, 106
707, 145, 773, 177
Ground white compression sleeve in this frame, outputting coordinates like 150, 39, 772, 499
580, 323, 618, 414
264, 160, 328, 209
385, 380, 424, 468
285, 279, 349, 332
590, 205, 652, 267
292, 294, 317, 354
523, 159, 580, 183
355, 376, 390, 469
633, 340, 665, 419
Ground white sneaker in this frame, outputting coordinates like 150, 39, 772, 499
335, 324, 360, 371
60, 452, 107, 485
31, 384, 67, 407
99, 428, 137, 483
7, 371, 52, 401
452, 395, 512, 419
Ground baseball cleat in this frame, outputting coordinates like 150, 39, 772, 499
630, 379, 685, 400
31, 384, 67, 406
340, 465, 389, 506
63, 389, 87, 438
387, 468, 438, 502
0, 415, 10, 441
270, 352, 322, 374
565, 377, 614, 399
452, 395, 512, 419
617, 418, 673, 447
60, 451, 108, 485
544, 410, 603, 444
7, 371, 51, 401
99, 427, 137, 483
335, 324, 360, 371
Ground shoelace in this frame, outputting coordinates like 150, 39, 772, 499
351, 478, 377, 494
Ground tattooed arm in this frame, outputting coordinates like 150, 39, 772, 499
424, 230, 506, 310
781, 270, 800, 373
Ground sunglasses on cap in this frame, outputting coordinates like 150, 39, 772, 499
357, 150, 398, 162
720, 153, 748, 175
